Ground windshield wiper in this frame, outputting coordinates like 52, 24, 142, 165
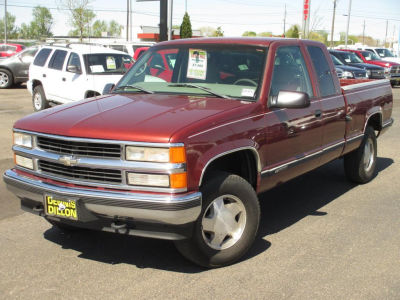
168, 83, 231, 99
113, 85, 154, 94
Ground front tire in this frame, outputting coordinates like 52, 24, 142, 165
32, 85, 49, 111
344, 126, 377, 183
0, 69, 13, 88
175, 172, 260, 268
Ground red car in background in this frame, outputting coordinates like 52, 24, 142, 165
339, 49, 400, 86
0, 43, 25, 58
133, 47, 149, 62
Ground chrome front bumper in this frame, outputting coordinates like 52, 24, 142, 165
3, 169, 202, 227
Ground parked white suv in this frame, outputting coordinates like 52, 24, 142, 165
359, 47, 400, 64
28, 44, 133, 111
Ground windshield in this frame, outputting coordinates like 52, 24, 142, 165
340, 52, 363, 63
331, 54, 343, 65
375, 48, 395, 58
115, 45, 267, 101
84, 53, 133, 74
361, 51, 381, 61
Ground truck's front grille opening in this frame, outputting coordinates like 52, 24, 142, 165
38, 160, 122, 184
37, 136, 121, 158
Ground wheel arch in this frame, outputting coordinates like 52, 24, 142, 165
364, 110, 382, 133
198, 147, 261, 191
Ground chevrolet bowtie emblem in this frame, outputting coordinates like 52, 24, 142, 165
59, 155, 79, 167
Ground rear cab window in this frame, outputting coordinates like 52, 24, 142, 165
307, 46, 337, 97
33, 48, 53, 67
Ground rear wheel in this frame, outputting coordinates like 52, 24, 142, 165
175, 172, 260, 268
344, 126, 377, 183
32, 85, 49, 111
0, 69, 13, 88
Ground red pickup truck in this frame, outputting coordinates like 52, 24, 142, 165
3, 38, 393, 268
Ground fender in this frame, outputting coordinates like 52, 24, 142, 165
197, 144, 261, 187
363, 107, 382, 133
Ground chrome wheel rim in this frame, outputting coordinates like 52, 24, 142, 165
33, 92, 42, 110
201, 194, 246, 250
363, 138, 375, 172
0, 71, 9, 87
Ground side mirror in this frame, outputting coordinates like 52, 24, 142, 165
102, 83, 115, 95
67, 65, 81, 74
269, 91, 310, 109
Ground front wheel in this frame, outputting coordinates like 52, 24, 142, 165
175, 172, 260, 268
344, 126, 377, 183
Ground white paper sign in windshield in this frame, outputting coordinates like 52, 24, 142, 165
187, 49, 207, 80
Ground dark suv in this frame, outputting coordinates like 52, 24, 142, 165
329, 50, 385, 79
0, 46, 38, 88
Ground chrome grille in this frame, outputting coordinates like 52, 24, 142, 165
354, 71, 366, 78
37, 136, 121, 158
390, 65, 400, 76
370, 70, 385, 78
38, 160, 122, 184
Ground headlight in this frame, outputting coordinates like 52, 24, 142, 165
384, 67, 391, 73
125, 146, 185, 163
13, 132, 33, 148
366, 70, 371, 76
342, 71, 354, 78
15, 154, 34, 169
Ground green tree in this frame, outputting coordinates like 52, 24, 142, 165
0, 12, 19, 39
108, 20, 123, 37
213, 26, 224, 37
285, 25, 299, 38
63, 0, 96, 41
180, 12, 192, 38
242, 31, 257, 37
92, 20, 107, 37
258, 32, 272, 37
31, 6, 53, 38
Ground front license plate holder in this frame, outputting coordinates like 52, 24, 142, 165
44, 195, 78, 221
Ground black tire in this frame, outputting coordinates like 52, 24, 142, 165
32, 85, 49, 111
175, 172, 260, 268
0, 69, 13, 89
344, 126, 377, 183
46, 218, 81, 232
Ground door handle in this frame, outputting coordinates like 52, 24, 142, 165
42, 74, 46, 78
314, 109, 322, 118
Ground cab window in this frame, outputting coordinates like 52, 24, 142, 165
269, 46, 313, 98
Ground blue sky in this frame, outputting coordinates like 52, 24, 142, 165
1, 0, 400, 43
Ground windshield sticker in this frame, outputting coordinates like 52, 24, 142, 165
344, 58, 351, 63
187, 49, 207, 80
241, 88, 255, 97
365, 57, 371, 61
238, 64, 249, 71
106, 56, 116, 69
90, 65, 104, 72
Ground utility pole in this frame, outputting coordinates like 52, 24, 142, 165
362, 19, 365, 45
344, 0, 352, 48
167, 0, 173, 40
283, 4, 286, 36
126, 0, 130, 41
185, 0, 187, 12
384, 19, 388, 47
129, 0, 133, 41
4, 0, 7, 43
390, 24, 395, 49
330, 0, 337, 48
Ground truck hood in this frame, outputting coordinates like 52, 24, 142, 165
14, 93, 247, 143
348, 63, 384, 70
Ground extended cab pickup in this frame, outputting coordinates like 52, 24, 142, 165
3, 38, 393, 268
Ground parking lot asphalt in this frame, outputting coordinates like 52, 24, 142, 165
0, 86, 399, 299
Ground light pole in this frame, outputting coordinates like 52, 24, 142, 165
330, 0, 337, 48
344, 0, 352, 48
4, 0, 7, 43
